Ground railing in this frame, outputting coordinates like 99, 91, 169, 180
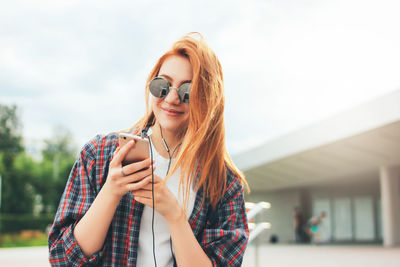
246, 201, 271, 267
246, 201, 271, 243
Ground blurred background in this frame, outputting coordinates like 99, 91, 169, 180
1, 0, 400, 266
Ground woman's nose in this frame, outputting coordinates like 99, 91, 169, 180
164, 87, 181, 104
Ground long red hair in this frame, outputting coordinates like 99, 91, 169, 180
132, 33, 249, 209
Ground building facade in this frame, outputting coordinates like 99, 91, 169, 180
235, 90, 400, 246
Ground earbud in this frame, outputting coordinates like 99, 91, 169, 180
141, 126, 152, 138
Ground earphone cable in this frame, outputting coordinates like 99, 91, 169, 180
146, 134, 157, 267
160, 125, 181, 266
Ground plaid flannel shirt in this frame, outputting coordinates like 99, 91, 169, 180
48, 133, 249, 266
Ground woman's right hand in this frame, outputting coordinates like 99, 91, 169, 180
103, 140, 154, 199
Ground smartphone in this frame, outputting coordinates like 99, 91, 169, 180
118, 133, 150, 165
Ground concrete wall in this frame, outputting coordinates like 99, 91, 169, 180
246, 173, 381, 244
309, 174, 381, 242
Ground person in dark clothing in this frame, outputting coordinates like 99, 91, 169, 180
293, 207, 310, 243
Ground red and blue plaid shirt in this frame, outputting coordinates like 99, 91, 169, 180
48, 133, 249, 266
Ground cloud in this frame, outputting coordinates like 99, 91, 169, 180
1, 0, 400, 156
218, 0, 400, 154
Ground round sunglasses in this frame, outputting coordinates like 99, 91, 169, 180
149, 77, 191, 104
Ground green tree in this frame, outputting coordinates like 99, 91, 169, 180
0, 104, 23, 168
0, 104, 34, 214
0, 104, 77, 215
36, 127, 77, 213
8, 153, 37, 214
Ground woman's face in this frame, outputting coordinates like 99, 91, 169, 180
152, 55, 193, 135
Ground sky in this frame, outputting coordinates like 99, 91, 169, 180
1, 0, 400, 156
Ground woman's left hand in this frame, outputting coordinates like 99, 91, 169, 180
132, 175, 184, 223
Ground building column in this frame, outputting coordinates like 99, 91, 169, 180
380, 165, 400, 247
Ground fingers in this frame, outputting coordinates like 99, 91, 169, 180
111, 140, 136, 166
122, 158, 153, 175
132, 189, 153, 207
130, 175, 162, 192
131, 179, 180, 218
126, 176, 152, 191
132, 174, 162, 187
134, 196, 153, 207
123, 167, 153, 184
132, 189, 152, 198
146, 174, 162, 183
137, 183, 153, 191
129, 175, 161, 200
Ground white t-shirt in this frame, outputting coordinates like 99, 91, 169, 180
136, 143, 197, 267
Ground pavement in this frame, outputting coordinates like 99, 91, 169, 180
0, 246, 49, 267
243, 244, 400, 267
0, 244, 399, 266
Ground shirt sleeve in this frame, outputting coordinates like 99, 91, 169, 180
201, 172, 249, 267
48, 135, 103, 267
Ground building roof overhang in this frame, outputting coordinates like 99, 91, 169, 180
233, 89, 400, 192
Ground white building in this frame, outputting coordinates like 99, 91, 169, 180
234, 89, 400, 247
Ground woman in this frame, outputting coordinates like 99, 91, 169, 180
48, 33, 249, 266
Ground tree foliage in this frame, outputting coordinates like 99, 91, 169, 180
0, 104, 77, 216
37, 126, 77, 213
0, 104, 23, 168
3, 153, 36, 214
0, 104, 33, 214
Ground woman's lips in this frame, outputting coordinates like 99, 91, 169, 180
161, 107, 184, 117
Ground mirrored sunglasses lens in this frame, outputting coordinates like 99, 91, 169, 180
149, 77, 169, 98
178, 83, 191, 104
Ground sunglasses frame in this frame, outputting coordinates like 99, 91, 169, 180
149, 77, 191, 104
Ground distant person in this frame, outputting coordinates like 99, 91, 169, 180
306, 211, 327, 244
293, 207, 310, 243
48, 33, 250, 266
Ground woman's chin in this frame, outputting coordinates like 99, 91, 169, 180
159, 121, 187, 134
